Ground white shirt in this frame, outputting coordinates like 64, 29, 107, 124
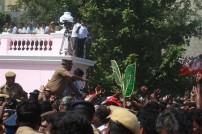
78, 25, 88, 39
12, 27, 17, 34
26, 27, 36, 34
71, 23, 81, 37
18, 27, 26, 34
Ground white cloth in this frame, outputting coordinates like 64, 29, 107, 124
71, 23, 81, 37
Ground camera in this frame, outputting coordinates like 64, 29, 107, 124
59, 20, 73, 30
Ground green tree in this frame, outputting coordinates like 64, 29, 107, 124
0, 13, 11, 32
13, 0, 86, 24
13, 0, 202, 96
82, 0, 202, 96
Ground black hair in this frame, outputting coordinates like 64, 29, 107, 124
52, 97, 61, 112
156, 108, 193, 134
139, 101, 160, 134
46, 112, 65, 124
41, 114, 48, 122
95, 105, 110, 124
16, 100, 41, 127
40, 101, 52, 114
109, 120, 133, 134
73, 68, 84, 77
47, 111, 93, 134
29, 90, 40, 101
70, 101, 95, 122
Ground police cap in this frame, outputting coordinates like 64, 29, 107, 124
5, 71, 16, 78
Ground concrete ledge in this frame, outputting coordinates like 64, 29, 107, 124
0, 55, 96, 66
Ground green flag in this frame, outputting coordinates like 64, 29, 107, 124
123, 63, 136, 97
111, 60, 136, 98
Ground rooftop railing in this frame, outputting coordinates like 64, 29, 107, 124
0, 32, 67, 56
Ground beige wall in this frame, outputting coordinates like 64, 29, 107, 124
0, 0, 23, 21
4, 0, 17, 11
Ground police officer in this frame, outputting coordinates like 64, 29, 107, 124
0, 71, 28, 100
38, 59, 87, 100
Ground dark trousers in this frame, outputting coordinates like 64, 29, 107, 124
85, 42, 91, 59
67, 36, 73, 55
78, 38, 86, 58
71, 37, 79, 57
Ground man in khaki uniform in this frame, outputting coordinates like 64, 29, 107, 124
39, 59, 87, 100
0, 71, 28, 100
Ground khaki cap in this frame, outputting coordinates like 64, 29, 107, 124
5, 71, 16, 77
109, 107, 139, 134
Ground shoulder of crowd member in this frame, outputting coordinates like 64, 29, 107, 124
0, 84, 6, 89
139, 101, 160, 134
156, 108, 193, 134
13, 83, 26, 94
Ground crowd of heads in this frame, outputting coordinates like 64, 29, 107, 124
0, 67, 202, 134
1, 21, 58, 34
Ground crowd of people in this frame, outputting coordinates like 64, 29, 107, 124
1, 20, 93, 59
0, 59, 202, 134
1, 22, 58, 35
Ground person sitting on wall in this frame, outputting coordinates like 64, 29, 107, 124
38, 59, 87, 100
0, 71, 28, 101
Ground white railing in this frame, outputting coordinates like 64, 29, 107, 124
10, 39, 52, 51
0, 33, 67, 56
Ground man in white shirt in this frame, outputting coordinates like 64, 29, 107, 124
71, 19, 81, 57
78, 20, 88, 58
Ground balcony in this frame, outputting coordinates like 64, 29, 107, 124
0, 32, 95, 93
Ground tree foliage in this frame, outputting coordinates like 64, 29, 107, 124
0, 13, 11, 32
12, 0, 85, 24
83, 0, 202, 96
0, 13, 11, 24
13, 0, 202, 96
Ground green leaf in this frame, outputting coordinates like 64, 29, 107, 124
111, 60, 122, 86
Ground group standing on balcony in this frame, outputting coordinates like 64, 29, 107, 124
1, 21, 57, 35
68, 19, 89, 58
1, 21, 93, 59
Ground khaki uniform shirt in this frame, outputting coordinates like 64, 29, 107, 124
16, 126, 43, 134
0, 83, 27, 100
93, 127, 101, 134
46, 66, 72, 96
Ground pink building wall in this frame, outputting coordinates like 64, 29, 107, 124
0, 62, 88, 94
0, 33, 95, 94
